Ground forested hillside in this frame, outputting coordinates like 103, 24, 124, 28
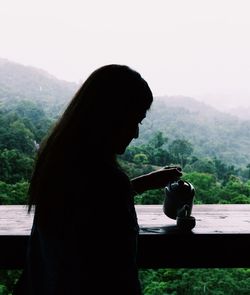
137, 96, 250, 167
0, 59, 249, 294
0, 58, 78, 115
1, 58, 250, 168
0, 59, 250, 207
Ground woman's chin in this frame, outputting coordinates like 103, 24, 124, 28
115, 144, 128, 155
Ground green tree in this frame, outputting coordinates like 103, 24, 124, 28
213, 157, 236, 183
140, 268, 250, 295
146, 132, 170, 165
0, 181, 29, 204
185, 157, 216, 174
0, 149, 34, 183
184, 172, 220, 203
216, 176, 250, 204
169, 139, 193, 168
0, 120, 35, 155
133, 153, 149, 165
135, 189, 164, 205
148, 131, 168, 149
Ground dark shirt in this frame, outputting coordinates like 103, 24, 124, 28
14, 160, 141, 295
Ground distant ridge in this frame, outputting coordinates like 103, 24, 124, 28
138, 97, 250, 167
0, 58, 249, 167
155, 95, 239, 120
0, 58, 78, 104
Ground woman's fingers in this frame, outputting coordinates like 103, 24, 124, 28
164, 166, 182, 171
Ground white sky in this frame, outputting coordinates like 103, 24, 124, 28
1, 0, 250, 109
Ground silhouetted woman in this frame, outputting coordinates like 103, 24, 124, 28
14, 64, 182, 295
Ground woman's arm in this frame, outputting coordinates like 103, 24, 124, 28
131, 166, 182, 195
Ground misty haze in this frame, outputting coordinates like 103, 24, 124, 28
1, 1, 250, 113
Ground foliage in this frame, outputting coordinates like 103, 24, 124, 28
0, 270, 21, 295
183, 172, 221, 204
121, 132, 250, 205
168, 139, 193, 168
135, 189, 164, 205
140, 268, 250, 295
0, 149, 34, 184
137, 98, 250, 168
0, 181, 29, 204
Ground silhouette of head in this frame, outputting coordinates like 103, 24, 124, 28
61, 64, 153, 154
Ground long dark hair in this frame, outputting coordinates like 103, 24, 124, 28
28, 64, 153, 218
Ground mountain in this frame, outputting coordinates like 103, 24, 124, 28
0, 58, 78, 106
137, 96, 250, 167
0, 59, 249, 167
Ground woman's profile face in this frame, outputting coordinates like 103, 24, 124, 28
114, 111, 146, 155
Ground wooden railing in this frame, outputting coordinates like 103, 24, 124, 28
137, 204, 250, 268
0, 204, 249, 269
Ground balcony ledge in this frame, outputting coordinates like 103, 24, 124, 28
0, 204, 249, 269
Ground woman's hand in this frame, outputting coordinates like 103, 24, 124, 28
131, 166, 182, 194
